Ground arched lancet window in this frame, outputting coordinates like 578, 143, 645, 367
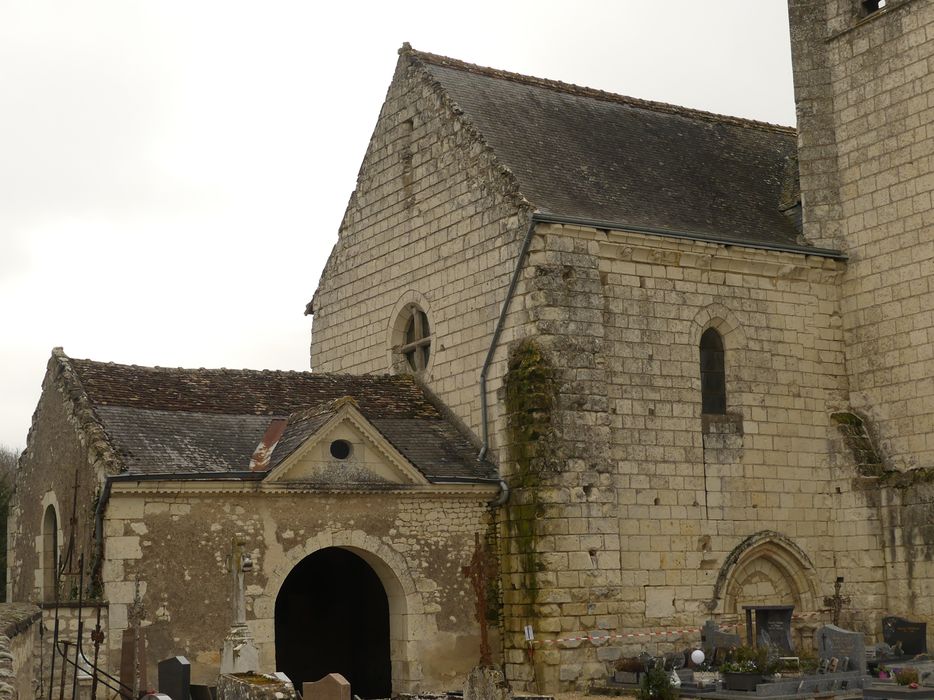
700, 328, 726, 414
42, 504, 59, 602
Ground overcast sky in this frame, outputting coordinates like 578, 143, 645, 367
0, 1, 796, 450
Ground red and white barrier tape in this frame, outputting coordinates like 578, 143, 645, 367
527, 610, 828, 646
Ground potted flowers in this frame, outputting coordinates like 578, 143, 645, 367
720, 646, 779, 691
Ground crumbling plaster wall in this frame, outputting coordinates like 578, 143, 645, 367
309, 49, 536, 456
101, 487, 495, 692
9, 356, 106, 604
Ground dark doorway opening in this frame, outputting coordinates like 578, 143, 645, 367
275, 547, 391, 698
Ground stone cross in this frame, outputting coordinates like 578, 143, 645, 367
462, 532, 494, 666
823, 577, 851, 627
220, 538, 259, 674
229, 538, 252, 626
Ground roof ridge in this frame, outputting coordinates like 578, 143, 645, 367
48, 349, 124, 474
399, 44, 534, 216
69, 355, 413, 382
401, 43, 795, 136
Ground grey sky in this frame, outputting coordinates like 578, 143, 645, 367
0, 1, 795, 449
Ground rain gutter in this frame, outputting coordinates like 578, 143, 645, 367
531, 211, 847, 260
476, 210, 847, 460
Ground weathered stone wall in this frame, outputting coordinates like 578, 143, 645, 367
0, 603, 41, 700
308, 48, 535, 452
498, 223, 864, 691
101, 487, 495, 693
790, 0, 934, 470
789, 0, 934, 647
9, 354, 109, 604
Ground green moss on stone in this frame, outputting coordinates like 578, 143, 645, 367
502, 339, 558, 610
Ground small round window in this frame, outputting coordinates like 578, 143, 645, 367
329, 439, 352, 460
401, 306, 431, 371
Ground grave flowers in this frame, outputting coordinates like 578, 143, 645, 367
896, 668, 921, 686
720, 646, 780, 691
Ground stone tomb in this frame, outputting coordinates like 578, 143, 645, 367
158, 656, 191, 700
217, 674, 296, 700
884, 616, 928, 656
303, 674, 351, 700
815, 624, 866, 674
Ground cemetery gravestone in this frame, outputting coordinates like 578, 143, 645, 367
745, 606, 794, 653
883, 616, 928, 656
816, 624, 866, 674
701, 620, 741, 663
158, 656, 191, 700
303, 674, 351, 700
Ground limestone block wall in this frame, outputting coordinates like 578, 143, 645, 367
309, 51, 534, 452
37, 604, 109, 700
101, 486, 495, 693
790, 0, 934, 469
876, 481, 934, 620
497, 223, 884, 691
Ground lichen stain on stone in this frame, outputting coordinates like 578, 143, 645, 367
503, 338, 559, 611
831, 411, 886, 478
832, 411, 934, 613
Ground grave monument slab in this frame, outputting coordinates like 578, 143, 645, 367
158, 656, 191, 700
816, 624, 866, 674
743, 605, 794, 653
701, 620, 741, 663
883, 616, 928, 656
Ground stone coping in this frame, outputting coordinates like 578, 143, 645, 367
0, 603, 41, 638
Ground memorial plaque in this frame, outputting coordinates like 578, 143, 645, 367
158, 656, 190, 700
816, 624, 866, 674
883, 616, 928, 656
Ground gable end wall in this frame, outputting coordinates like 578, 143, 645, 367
310, 55, 536, 450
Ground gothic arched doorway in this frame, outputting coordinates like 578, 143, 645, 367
275, 547, 391, 698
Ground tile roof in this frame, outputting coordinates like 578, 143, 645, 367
63, 354, 495, 483
407, 46, 810, 251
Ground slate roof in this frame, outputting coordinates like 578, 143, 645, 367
61, 353, 496, 483
407, 47, 817, 252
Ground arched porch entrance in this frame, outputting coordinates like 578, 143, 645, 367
275, 547, 392, 698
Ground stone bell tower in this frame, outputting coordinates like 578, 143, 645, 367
789, 0, 934, 471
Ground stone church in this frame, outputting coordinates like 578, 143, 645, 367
9, 0, 934, 695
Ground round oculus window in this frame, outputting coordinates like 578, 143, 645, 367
329, 439, 352, 460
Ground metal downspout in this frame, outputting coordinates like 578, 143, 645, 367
478, 213, 540, 462
91, 476, 113, 594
